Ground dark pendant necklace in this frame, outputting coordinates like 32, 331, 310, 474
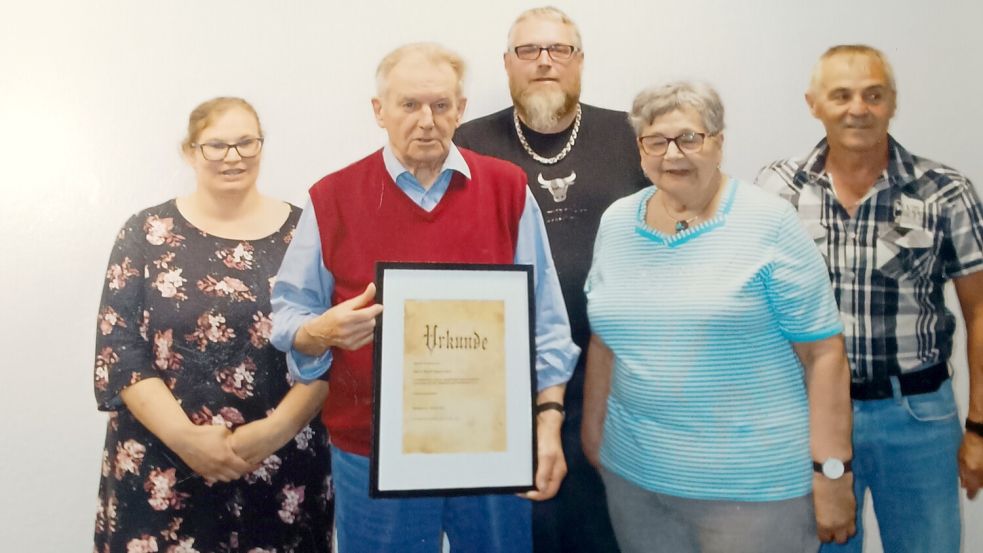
674, 217, 698, 232
659, 194, 700, 233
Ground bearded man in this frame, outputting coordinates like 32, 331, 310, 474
455, 7, 646, 553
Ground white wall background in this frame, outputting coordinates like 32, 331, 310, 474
1, 1, 980, 551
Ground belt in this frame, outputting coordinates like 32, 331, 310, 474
850, 362, 949, 400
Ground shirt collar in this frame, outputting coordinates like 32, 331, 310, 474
795, 134, 917, 190
382, 142, 472, 184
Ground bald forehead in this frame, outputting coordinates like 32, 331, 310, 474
824, 53, 887, 75
383, 54, 459, 97
390, 52, 441, 75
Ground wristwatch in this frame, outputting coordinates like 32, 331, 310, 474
813, 457, 852, 480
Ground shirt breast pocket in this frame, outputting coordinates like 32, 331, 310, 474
876, 224, 938, 281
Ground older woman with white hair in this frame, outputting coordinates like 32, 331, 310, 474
581, 82, 856, 552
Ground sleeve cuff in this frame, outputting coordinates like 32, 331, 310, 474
535, 344, 581, 391
286, 346, 333, 383
782, 324, 843, 343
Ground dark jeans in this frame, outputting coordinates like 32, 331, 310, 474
534, 395, 621, 553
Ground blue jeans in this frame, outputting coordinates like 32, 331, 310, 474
821, 379, 962, 553
332, 446, 532, 553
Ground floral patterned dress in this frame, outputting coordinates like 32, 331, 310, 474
93, 200, 332, 553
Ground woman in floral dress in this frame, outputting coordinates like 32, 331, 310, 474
93, 97, 332, 552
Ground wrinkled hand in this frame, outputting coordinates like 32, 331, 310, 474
305, 283, 383, 351
813, 474, 857, 544
228, 417, 287, 466
524, 413, 567, 501
172, 423, 255, 483
959, 432, 983, 499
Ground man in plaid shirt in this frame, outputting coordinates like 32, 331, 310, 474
756, 45, 983, 553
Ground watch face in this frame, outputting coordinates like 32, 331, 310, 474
822, 458, 845, 479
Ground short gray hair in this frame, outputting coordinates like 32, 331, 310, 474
375, 42, 466, 98
808, 44, 896, 95
506, 6, 583, 51
628, 81, 725, 137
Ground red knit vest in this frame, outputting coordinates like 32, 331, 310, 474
308, 148, 527, 455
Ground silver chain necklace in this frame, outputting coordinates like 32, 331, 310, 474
513, 104, 582, 165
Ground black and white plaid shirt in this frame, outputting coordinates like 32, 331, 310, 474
756, 136, 983, 386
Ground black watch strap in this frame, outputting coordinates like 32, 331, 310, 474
966, 418, 983, 438
812, 459, 853, 473
536, 401, 565, 417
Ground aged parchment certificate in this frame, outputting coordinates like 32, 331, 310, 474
402, 299, 506, 454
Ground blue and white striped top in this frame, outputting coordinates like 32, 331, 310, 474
585, 179, 843, 501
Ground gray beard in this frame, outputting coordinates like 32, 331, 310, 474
517, 88, 569, 131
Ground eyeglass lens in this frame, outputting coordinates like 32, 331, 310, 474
641, 133, 705, 155
200, 138, 263, 161
514, 44, 576, 61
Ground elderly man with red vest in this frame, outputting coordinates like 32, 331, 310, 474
270, 42, 578, 553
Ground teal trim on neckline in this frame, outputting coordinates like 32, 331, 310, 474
634, 178, 738, 248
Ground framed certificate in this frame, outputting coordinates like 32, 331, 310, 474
370, 262, 537, 497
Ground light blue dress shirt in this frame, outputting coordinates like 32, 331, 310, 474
271, 144, 579, 391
